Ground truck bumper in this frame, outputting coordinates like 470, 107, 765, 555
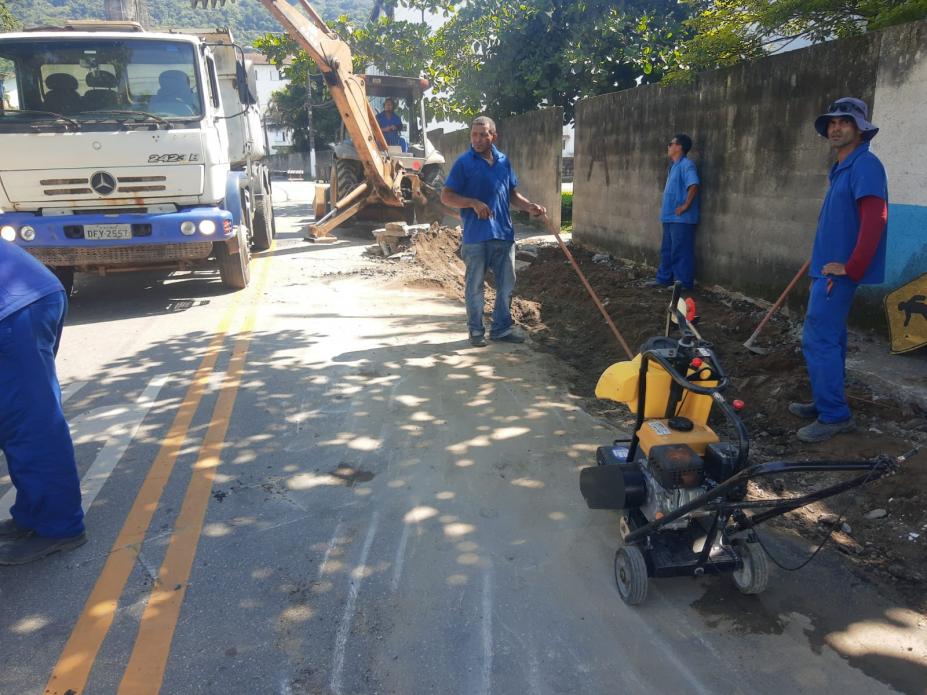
0, 208, 235, 270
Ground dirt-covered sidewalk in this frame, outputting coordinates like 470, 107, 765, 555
375, 224, 926, 613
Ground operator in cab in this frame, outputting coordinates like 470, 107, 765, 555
376, 98, 406, 151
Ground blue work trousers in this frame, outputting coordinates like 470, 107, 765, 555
461, 240, 516, 339
0, 292, 84, 538
801, 276, 857, 424
656, 222, 696, 289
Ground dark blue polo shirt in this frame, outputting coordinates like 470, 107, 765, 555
660, 156, 700, 224
0, 240, 63, 322
444, 145, 518, 244
810, 143, 888, 285
376, 111, 404, 147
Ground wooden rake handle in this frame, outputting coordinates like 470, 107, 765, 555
744, 259, 811, 348
540, 215, 634, 360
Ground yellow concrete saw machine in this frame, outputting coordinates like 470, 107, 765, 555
579, 283, 908, 605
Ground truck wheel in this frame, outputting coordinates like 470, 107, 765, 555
333, 158, 361, 203
614, 545, 648, 605
252, 176, 275, 251
732, 539, 769, 595
217, 214, 251, 290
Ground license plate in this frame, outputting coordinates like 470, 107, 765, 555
84, 223, 132, 240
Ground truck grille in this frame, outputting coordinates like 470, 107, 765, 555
40, 175, 168, 197
27, 243, 213, 267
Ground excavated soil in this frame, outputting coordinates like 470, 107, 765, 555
381, 225, 927, 612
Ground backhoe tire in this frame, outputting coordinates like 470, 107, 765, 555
252, 174, 275, 251
422, 164, 445, 198
421, 165, 447, 224
217, 202, 251, 290
332, 158, 362, 204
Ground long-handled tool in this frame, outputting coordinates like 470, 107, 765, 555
743, 259, 811, 354
541, 214, 634, 360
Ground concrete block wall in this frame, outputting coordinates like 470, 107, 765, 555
435, 108, 563, 229
872, 21, 927, 299
573, 20, 927, 326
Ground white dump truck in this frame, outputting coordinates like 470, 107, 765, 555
0, 20, 274, 291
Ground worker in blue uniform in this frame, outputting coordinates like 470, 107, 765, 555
375, 98, 406, 151
790, 97, 888, 443
648, 133, 700, 289
0, 241, 86, 564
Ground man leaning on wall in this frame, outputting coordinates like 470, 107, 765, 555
646, 133, 700, 290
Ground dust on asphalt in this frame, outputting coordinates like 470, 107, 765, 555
360, 223, 926, 614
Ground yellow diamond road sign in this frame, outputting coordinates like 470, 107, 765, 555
885, 273, 927, 354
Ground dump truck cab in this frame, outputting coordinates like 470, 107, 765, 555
0, 21, 273, 291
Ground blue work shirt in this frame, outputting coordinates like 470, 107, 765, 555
0, 240, 63, 322
445, 145, 518, 244
660, 156, 700, 224
376, 111, 404, 147
810, 142, 888, 285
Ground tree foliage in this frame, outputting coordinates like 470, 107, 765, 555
423, 0, 692, 124
254, 13, 437, 150
667, 0, 927, 81
254, 33, 343, 149
0, 0, 17, 32
2, 0, 370, 43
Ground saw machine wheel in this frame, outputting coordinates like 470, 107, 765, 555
614, 545, 648, 605
731, 539, 769, 595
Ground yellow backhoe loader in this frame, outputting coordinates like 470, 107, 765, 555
195, 0, 447, 241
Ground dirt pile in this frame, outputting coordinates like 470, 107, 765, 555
402, 227, 927, 611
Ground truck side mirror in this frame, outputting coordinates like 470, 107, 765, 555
236, 61, 256, 106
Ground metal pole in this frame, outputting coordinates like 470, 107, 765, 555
306, 72, 317, 179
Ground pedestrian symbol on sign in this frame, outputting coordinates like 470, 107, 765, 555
885, 273, 927, 353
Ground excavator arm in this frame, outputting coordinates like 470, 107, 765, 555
194, 0, 413, 240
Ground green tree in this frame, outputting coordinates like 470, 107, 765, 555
254, 33, 342, 149
330, 16, 432, 76
254, 13, 438, 148
0, 0, 18, 31
667, 0, 927, 81
423, 0, 693, 123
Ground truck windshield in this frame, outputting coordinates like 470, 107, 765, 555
0, 38, 203, 130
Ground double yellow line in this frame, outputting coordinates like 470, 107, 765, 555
45, 250, 272, 695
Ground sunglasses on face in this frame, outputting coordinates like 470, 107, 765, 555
668, 141, 678, 147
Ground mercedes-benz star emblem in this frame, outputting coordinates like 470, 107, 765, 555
90, 171, 117, 196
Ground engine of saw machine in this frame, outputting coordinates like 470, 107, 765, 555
580, 290, 749, 525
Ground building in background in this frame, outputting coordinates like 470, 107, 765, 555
245, 52, 294, 154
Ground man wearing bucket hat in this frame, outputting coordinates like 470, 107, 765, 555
790, 97, 888, 443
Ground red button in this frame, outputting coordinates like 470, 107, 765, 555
690, 358, 703, 368
732, 399, 745, 411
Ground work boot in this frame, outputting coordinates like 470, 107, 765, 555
796, 418, 855, 444
0, 532, 88, 566
491, 326, 526, 343
788, 402, 818, 419
643, 280, 671, 289
0, 518, 34, 540
469, 334, 488, 348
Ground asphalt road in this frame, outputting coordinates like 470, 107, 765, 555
1, 182, 925, 695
